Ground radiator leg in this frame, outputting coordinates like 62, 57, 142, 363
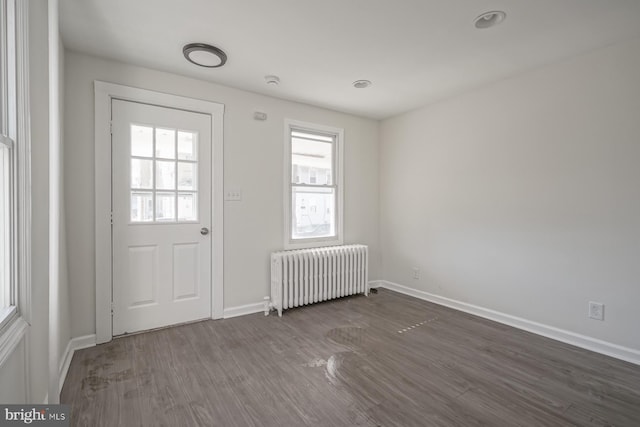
263, 296, 271, 316
278, 307, 283, 317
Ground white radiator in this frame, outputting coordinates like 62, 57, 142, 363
266, 245, 369, 316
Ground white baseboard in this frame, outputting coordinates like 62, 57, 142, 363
378, 280, 640, 366
223, 302, 265, 319
220, 281, 389, 320
368, 280, 384, 289
58, 334, 96, 393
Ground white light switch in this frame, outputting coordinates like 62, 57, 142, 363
225, 190, 242, 201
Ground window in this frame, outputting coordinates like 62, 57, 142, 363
285, 120, 343, 249
0, 134, 11, 321
129, 125, 199, 223
1, 0, 16, 327
0, 0, 29, 332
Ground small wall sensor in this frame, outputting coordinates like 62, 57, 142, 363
254, 111, 267, 121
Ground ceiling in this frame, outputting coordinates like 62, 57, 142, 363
60, 0, 640, 119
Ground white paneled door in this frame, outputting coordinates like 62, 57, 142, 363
112, 99, 212, 335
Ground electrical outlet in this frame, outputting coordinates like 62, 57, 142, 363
225, 190, 242, 201
412, 267, 420, 280
588, 302, 604, 321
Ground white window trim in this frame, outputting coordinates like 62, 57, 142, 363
284, 119, 344, 250
0, 0, 32, 396
94, 81, 225, 344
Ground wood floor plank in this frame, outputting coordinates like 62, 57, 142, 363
61, 289, 640, 426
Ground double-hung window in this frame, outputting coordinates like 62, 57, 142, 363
1, 0, 28, 332
285, 119, 343, 249
0, 0, 16, 328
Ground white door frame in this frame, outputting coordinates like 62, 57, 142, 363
94, 81, 224, 344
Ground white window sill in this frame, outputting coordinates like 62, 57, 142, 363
284, 237, 343, 251
0, 306, 17, 331
0, 313, 28, 367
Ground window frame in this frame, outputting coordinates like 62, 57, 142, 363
284, 119, 344, 250
0, 0, 31, 355
0, 134, 16, 328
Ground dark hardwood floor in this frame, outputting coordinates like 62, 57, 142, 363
61, 289, 640, 426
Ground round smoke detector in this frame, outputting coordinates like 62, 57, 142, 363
353, 80, 372, 89
474, 11, 506, 29
265, 75, 280, 85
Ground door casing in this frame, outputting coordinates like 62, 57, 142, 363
94, 81, 224, 344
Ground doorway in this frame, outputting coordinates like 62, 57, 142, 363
94, 82, 224, 343
111, 99, 212, 335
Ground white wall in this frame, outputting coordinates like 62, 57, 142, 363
64, 51, 380, 338
27, 0, 51, 403
0, 341, 26, 403
380, 36, 640, 351
57, 36, 71, 381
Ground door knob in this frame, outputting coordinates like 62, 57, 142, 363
200, 227, 210, 235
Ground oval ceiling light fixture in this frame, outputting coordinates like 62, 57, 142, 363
353, 80, 372, 89
474, 11, 506, 29
183, 43, 227, 68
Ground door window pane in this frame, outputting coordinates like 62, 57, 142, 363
131, 125, 153, 157
131, 158, 153, 189
129, 126, 199, 224
155, 160, 176, 190
131, 192, 153, 222
156, 192, 176, 221
155, 128, 176, 159
177, 162, 196, 191
178, 193, 197, 221
291, 186, 335, 239
178, 131, 197, 160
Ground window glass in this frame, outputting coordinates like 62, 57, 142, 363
291, 137, 332, 185
177, 131, 197, 161
156, 192, 176, 221
178, 193, 197, 221
291, 186, 335, 239
177, 162, 196, 191
1, 0, 30, 325
131, 158, 153, 189
155, 128, 175, 159
155, 160, 175, 190
131, 192, 153, 222
131, 125, 153, 157
129, 125, 199, 222
287, 125, 340, 245
0, 143, 10, 309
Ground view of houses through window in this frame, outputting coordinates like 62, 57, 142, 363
290, 129, 336, 240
